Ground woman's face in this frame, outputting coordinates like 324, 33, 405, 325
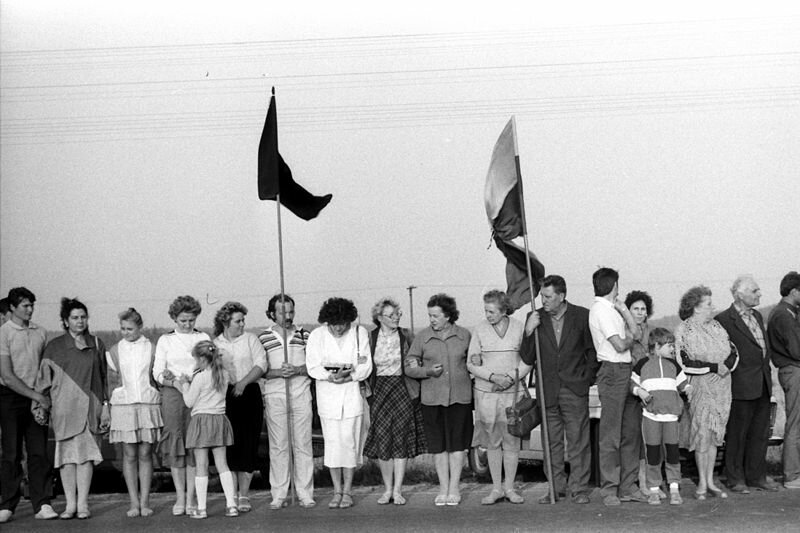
378, 305, 401, 330
629, 300, 648, 325
328, 322, 350, 338
693, 295, 715, 323
120, 319, 142, 342
174, 312, 197, 334
225, 312, 246, 338
65, 308, 88, 335
428, 306, 450, 331
484, 302, 506, 325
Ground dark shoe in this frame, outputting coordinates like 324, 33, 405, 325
750, 479, 779, 492
728, 484, 750, 494
619, 490, 649, 503
572, 494, 590, 504
538, 491, 566, 504
603, 495, 621, 507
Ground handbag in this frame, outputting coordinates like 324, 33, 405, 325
506, 368, 541, 437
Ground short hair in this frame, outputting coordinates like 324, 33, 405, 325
318, 297, 358, 325
118, 307, 144, 328
0, 298, 9, 315
648, 327, 675, 352
60, 297, 88, 330
592, 267, 619, 297
371, 296, 401, 326
7, 287, 36, 307
267, 293, 296, 321
483, 290, 512, 315
213, 301, 248, 337
427, 293, 459, 323
540, 275, 567, 296
779, 271, 800, 297
168, 295, 202, 320
730, 275, 757, 297
678, 285, 712, 320
625, 290, 653, 318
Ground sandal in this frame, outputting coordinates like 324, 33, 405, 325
695, 491, 707, 500
76, 510, 91, 520
328, 492, 343, 509
339, 493, 353, 509
59, 510, 76, 520
185, 505, 197, 516
171, 503, 185, 516
377, 491, 392, 505
238, 496, 252, 512
392, 492, 406, 505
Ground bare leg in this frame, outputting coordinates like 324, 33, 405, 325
487, 448, 503, 492
170, 466, 186, 509
378, 459, 394, 500
448, 451, 465, 498
330, 467, 343, 495
212, 447, 237, 508
122, 443, 140, 516
695, 450, 707, 493
705, 446, 720, 491
237, 472, 253, 499
433, 452, 449, 497
138, 443, 154, 516
60, 464, 78, 514
342, 467, 354, 495
393, 458, 407, 496
76, 462, 93, 514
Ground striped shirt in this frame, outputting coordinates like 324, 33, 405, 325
631, 355, 688, 422
258, 326, 311, 397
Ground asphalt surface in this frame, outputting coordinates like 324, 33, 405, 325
4, 479, 799, 532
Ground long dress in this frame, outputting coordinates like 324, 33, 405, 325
37, 333, 107, 467
674, 317, 733, 452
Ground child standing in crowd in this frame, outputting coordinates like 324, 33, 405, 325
177, 341, 237, 519
107, 308, 162, 517
631, 328, 691, 505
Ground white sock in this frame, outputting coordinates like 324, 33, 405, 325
219, 471, 236, 508
195, 476, 208, 510
669, 483, 679, 492
650, 487, 659, 494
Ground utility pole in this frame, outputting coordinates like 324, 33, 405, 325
407, 285, 416, 333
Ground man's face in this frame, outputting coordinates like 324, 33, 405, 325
273, 301, 295, 329
541, 286, 565, 315
11, 299, 34, 323
736, 280, 761, 309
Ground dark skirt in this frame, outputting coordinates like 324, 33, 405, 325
364, 376, 427, 460
225, 382, 264, 472
420, 402, 474, 454
158, 386, 194, 467
186, 413, 234, 449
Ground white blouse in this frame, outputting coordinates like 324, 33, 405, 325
152, 330, 210, 385
214, 332, 267, 383
107, 336, 160, 405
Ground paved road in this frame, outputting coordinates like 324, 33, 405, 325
5, 479, 799, 532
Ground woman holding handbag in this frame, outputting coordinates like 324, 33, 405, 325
467, 290, 531, 505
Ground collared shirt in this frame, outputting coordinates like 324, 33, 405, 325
214, 332, 267, 383
735, 302, 766, 357
406, 324, 472, 406
589, 297, 631, 363
258, 326, 311, 397
550, 305, 568, 346
107, 336, 160, 405
374, 329, 402, 376
0, 320, 47, 388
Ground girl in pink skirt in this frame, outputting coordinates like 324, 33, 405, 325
107, 308, 162, 517
176, 341, 236, 519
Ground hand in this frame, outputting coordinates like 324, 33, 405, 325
233, 380, 247, 397
717, 364, 730, 378
177, 374, 191, 386
683, 384, 693, 396
636, 388, 651, 404
525, 311, 541, 334
613, 297, 628, 314
470, 353, 482, 366
492, 373, 514, 390
162, 369, 175, 381
281, 362, 297, 378
428, 364, 444, 378
708, 373, 721, 384
36, 393, 51, 410
100, 404, 111, 431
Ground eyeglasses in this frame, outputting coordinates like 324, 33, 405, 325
381, 311, 402, 319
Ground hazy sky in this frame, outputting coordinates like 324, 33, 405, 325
1, 1, 799, 332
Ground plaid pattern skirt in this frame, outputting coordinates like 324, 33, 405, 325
364, 376, 427, 460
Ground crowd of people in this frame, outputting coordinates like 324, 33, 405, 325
0, 268, 798, 522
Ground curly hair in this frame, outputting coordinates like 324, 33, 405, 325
118, 307, 144, 328
427, 293, 459, 323
483, 290, 512, 316
625, 290, 653, 318
318, 297, 358, 325
60, 297, 88, 331
213, 301, 248, 337
168, 295, 202, 320
370, 296, 401, 326
267, 293, 296, 321
678, 285, 712, 320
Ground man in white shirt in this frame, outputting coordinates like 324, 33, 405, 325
588, 268, 646, 507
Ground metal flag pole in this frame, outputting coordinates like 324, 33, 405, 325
272, 87, 297, 505
407, 285, 416, 333
510, 117, 556, 504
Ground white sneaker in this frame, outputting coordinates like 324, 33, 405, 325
784, 478, 800, 489
0, 509, 12, 523
35, 504, 59, 520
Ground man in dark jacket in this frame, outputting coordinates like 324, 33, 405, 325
715, 275, 779, 493
521, 275, 598, 504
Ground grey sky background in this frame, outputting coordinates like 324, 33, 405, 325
1, 1, 798, 332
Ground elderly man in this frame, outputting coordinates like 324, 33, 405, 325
767, 271, 800, 489
716, 275, 779, 493
588, 268, 646, 506
0, 287, 58, 522
522, 275, 598, 504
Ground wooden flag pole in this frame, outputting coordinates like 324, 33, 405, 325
510, 117, 556, 505
273, 87, 297, 505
